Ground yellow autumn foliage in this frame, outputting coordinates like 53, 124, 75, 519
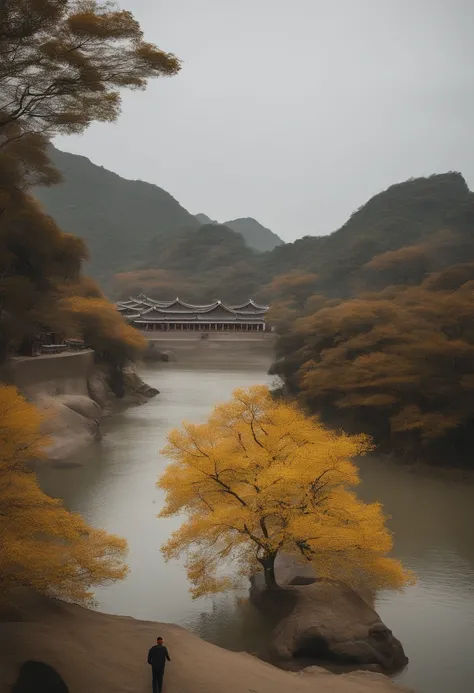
61, 295, 147, 365
158, 385, 413, 598
0, 385, 128, 605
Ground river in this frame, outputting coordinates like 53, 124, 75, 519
38, 356, 474, 693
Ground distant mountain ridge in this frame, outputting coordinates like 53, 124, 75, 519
34, 148, 283, 283
34, 149, 472, 306
194, 213, 283, 252
195, 213, 214, 225
114, 172, 474, 303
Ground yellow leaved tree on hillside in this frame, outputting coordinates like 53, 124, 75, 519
61, 295, 147, 366
158, 385, 413, 598
0, 385, 127, 604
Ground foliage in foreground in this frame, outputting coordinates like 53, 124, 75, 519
0, 385, 128, 604
158, 386, 413, 598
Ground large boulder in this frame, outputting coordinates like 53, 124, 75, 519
121, 365, 159, 402
36, 395, 101, 461
88, 363, 159, 409
56, 394, 101, 420
87, 365, 112, 410
252, 579, 407, 672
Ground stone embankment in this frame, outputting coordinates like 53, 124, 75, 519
0, 351, 158, 461
0, 590, 414, 693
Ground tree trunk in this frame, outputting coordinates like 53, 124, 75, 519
261, 554, 278, 590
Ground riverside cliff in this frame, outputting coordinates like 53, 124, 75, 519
0, 591, 414, 693
0, 351, 158, 461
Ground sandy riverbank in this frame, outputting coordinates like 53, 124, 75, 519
0, 591, 414, 693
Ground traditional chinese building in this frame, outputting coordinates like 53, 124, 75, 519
116, 294, 271, 332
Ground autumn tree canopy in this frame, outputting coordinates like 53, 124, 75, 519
0, 0, 180, 168
273, 264, 474, 467
62, 294, 146, 365
0, 176, 87, 359
0, 385, 128, 604
267, 271, 319, 309
158, 386, 412, 598
0, 160, 148, 363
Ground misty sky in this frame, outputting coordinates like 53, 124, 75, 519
55, 0, 474, 242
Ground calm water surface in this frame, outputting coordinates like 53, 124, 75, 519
39, 358, 474, 693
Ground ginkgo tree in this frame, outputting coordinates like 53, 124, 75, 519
158, 385, 413, 598
0, 384, 128, 604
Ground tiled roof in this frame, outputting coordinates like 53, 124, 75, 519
116, 295, 269, 322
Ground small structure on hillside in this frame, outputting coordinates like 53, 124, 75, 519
116, 294, 271, 332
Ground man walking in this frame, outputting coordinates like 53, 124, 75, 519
147, 637, 171, 693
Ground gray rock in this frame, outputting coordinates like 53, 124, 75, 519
56, 394, 101, 420
253, 579, 407, 672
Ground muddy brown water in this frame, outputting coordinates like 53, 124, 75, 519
38, 357, 474, 693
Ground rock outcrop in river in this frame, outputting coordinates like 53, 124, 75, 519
265, 579, 407, 671
249, 554, 405, 673
0, 351, 158, 461
0, 590, 415, 693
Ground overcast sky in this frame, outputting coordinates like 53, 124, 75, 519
55, 0, 474, 242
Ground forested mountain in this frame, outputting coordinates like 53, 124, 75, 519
34, 147, 200, 283
193, 213, 283, 251
143, 223, 254, 273
115, 172, 473, 304
195, 213, 214, 225
222, 217, 283, 252
34, 149, 474, 316
34, 149, 283, 284
269, 173, 474, 468
115, 224, 260, 302
260, 171, 472, 299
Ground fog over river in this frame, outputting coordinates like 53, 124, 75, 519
38, 355, 474, 693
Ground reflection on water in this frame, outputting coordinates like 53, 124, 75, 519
38, 359, 474, 693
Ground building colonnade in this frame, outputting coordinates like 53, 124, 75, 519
139, 322, 266, 332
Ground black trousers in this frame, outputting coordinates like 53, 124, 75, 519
152, 667, 165, 693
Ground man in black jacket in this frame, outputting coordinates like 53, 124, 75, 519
147, 637, 171, 693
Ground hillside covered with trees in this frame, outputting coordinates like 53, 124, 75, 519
113, 171, 473, 301
269, 176, 474, 468
194, 214, 284, 252
34, 146, 201, 283
114, 223, 261, 302
35, 149, 284, 284
38, 146, 471, 312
